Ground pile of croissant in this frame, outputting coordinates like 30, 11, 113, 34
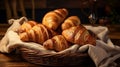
17, 8, 96, 52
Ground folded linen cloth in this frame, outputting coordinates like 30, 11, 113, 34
0, 17, 120, 67
0, 17, 28, 52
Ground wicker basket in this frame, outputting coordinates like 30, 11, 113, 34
20, 47, 91, 66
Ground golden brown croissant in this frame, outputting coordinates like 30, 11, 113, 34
61, 16, 81, 30
42, 8, 68, 30
18, 21, 37, 33
62, 25, 96, 45
43, 35, 70, 52
19, 24, 57, 44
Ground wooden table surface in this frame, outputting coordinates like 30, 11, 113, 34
0, 24, 120, 67
0, 53, 38, 67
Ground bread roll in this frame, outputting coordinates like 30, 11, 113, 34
43, 35, 70, 51
18, 21, 37, 33
61, 16, 81, 30
19, 24, 57, 44
62, 25, 96, 45
42, 8, 68, 30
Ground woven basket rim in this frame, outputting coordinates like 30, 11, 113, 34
20, 47, 91, 66
20, 47, 89, 56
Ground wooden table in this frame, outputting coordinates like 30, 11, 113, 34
0, 24, 120, 67
0, 52, 38, 67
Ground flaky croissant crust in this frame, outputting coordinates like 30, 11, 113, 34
43, 35, 70, 52
62, 25, 96, 45
18, 8, 96, 52
19, 23, 57, 44
42, 8, 68, 30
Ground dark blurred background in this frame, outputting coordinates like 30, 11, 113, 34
0, 0, 120, 24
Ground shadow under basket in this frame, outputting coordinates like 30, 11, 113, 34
20, 48, 92, 66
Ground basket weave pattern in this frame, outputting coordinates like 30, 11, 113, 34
20, 48, 91, 66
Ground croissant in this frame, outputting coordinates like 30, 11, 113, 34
18, 21, 37, 33
42, 8, 68, 30
19, 24, 57, 44
62, 25, 96, 45
61, 16, 81, 30
43, 35, 70, 52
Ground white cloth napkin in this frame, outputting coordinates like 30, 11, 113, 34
0, 17, 120, 67
0, 17, 28, 52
